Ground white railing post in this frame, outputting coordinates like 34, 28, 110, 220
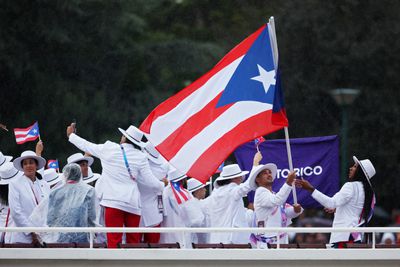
89, 231, 94, 249
372, 232, 376, 249
277, 232, 280, 249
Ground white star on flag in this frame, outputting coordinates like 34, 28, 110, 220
251, 64, 276, 94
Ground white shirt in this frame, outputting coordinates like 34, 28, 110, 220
8, 175, 50, 243
312, 181, 365, 243
208, 179, 254, 244
69, 133, 162, 215
189, 196, 209, 244
160, 185, 202, 248
254, 183, 302, 244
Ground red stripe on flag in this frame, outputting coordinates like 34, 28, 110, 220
186, 109, 287, 183
156, 92, 233, 160
170, 184, 182, 205
140, 25, 266, 133
16, 136, 39, 145
178, 185, 189, 201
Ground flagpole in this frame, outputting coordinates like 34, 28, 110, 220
268, 16, 298, 204
209, 177, 213, 194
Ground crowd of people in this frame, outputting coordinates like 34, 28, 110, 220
0, 123, 384, 249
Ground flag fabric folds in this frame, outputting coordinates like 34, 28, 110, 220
170, 181, 191, 205
14, 122, 40, 144
140, 23, 288, 183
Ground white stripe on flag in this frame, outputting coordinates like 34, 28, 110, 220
169, 101, 272, 173
149, 56, 244, 146
15, 134, 36, 142
14, 130, 31, 135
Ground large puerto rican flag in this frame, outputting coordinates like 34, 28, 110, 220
140, 22, 288, 183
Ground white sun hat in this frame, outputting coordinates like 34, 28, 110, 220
67, 153, 94, 166
143, 142, 163, 164
167, 169, 187, 182
247, 163, 278, 189
353, 156, 376, 186
13, 150, 46, 171
82, 167, 101, 184
215, 164, 249, 182
43, 168, 63, 186
0, 151, 13, 167
0, 162, 23, 185
187, 178, 210, 193
118, 125, 144, 147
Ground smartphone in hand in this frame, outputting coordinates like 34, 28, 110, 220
72, 119, 77, 134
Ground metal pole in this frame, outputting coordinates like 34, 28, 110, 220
340, 106, 349, 185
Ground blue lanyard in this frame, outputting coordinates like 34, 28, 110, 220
120, 145, 136, 181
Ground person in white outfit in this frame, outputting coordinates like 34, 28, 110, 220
139, 142, 168, 243
187, 178, 211, 244
208, 157, 259, 244
8, 151, 50, 245
161, 169, 203, 248
296, 156, 376, 248
252, 163, 301, 247
66, 123, 164, 248
0, 161, 23, 244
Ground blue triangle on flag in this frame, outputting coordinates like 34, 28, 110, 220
216, 26, 276, 108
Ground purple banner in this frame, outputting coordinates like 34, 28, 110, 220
234, 135, 339, 208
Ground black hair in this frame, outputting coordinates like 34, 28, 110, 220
353, 166, 375, 226
216, 178, 232, 187
0, 184, 9, 206
124, 138, 142, 150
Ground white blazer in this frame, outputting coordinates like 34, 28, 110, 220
160, 185, 202, 248
312, 181, 365, 243
254, 184, 302, 244
8, 175, 50, 243
208, 179, 253, 244
0, 203, 14, 243
139, 161, 167, 227
69, 133, 162, 215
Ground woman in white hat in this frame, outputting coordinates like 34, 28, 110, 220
296, 156, 376, 248
208, 153, 262, 244
139, 142, 169, 243
0, 162, 23, 243
252, 163, 301, 247
9, 150, 50, 245
66, 123, 164, 248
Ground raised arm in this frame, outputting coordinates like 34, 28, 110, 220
67, 124, 104, 159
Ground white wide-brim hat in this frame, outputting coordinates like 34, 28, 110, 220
67, 152, 94, 166
13, 150, 46, 171
215, 164, 249, 182
248, 163, 278, 189
167, 169, 187, 182
353, 156, 375, 186
82, 167, 101, 184
0, 162, 23, 185
143, 142, 163, 164
187, 178, 210, 192
0, 152, 13, 167
43, 168, 63, 186
118, 125, 144, 147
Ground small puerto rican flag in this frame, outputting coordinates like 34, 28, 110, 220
254, 136, 266, 147
171, 180, 191, 205
47, 159, 59, 170
14, 122, 40, 144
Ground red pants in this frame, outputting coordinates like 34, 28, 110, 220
104, 207, 141, 248
142, 224, 161, 243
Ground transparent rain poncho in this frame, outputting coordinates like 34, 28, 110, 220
46, 163, 96, 243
